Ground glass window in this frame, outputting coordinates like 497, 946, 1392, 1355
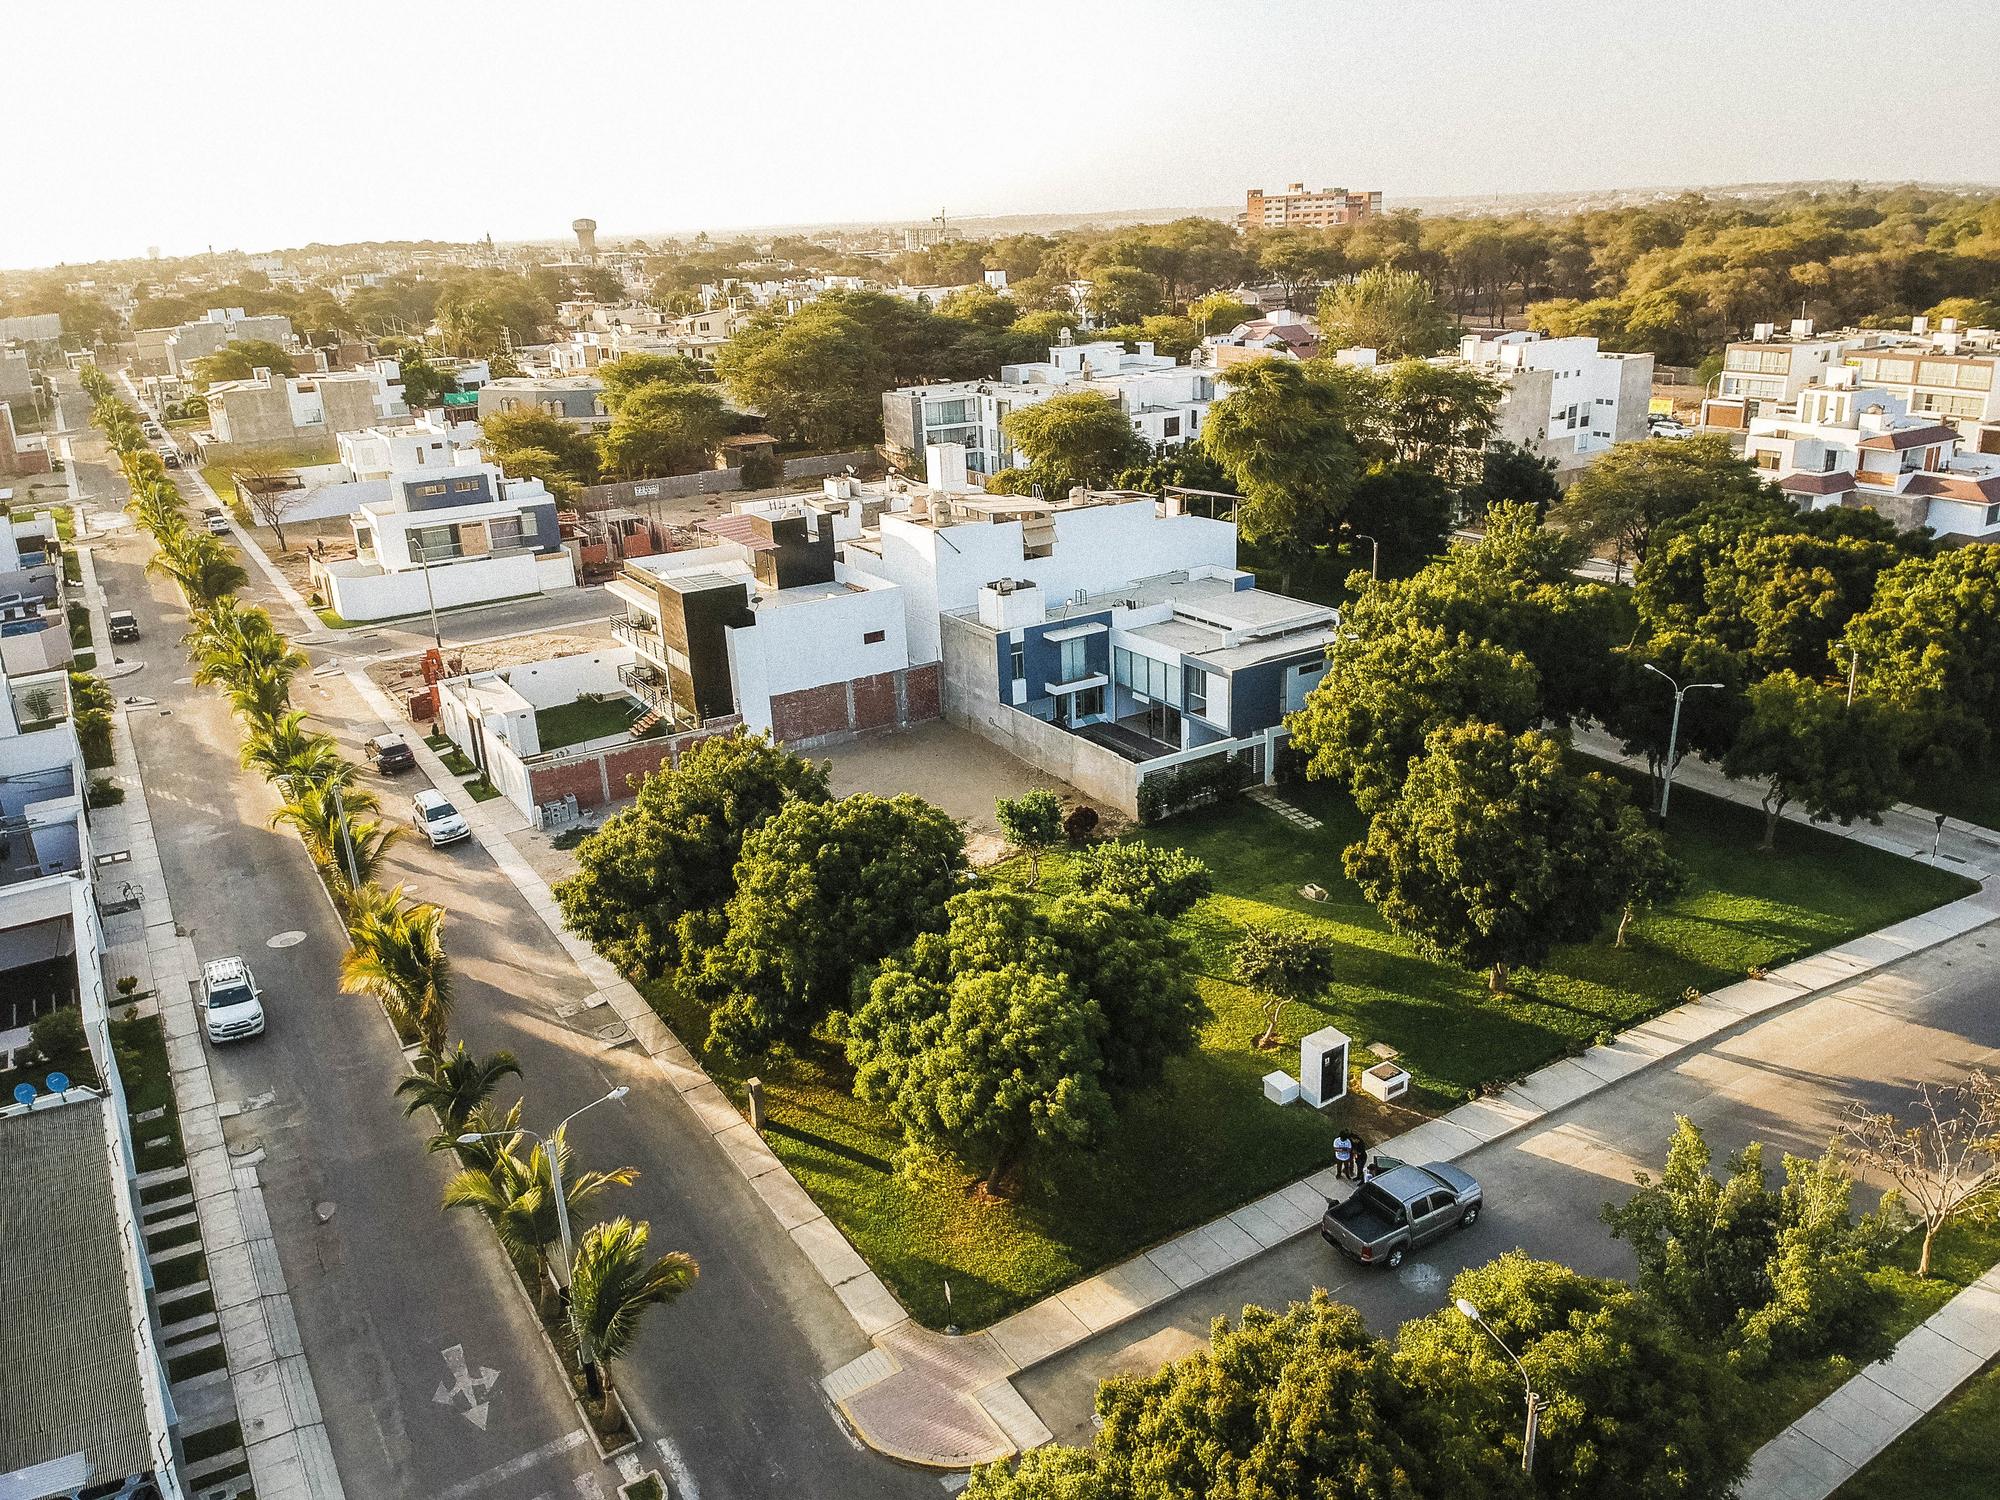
1009, 640, 1025, 681
487, 516, 524, 549
1074, 685, 1104, 717
863, 629, 885, 645
1183, 663, 1209, 717
1059, 635, 1087, 682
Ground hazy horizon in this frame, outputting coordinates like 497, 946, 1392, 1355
12, 0, 2000, 269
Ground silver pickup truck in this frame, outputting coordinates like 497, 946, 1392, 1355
1320, 1161, 1482, 1268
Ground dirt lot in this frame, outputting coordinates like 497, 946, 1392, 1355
362, 628, 618, 700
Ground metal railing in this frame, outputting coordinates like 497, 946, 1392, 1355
617, 662, 677, 716
610, 616, 661, 653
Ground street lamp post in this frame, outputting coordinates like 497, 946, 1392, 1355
1341, 523, 1380, 580
1836, 641, 1859, 707
1643, 663, 1723, 824
1456, 1298, 1539, 1474
459, 1085, 630, 1388
411, 534, 443, 651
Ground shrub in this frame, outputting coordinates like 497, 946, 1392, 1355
67, 602, 91, 647
1136, 753, 1252, 823
87, 776, 125, 807
116, 975, 139, 997
1063, 804, 1099, 841
69, 671, 114, 769
29, 1006, 87, 1066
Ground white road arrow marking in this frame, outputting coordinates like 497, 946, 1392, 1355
433, 1343, 501, 1429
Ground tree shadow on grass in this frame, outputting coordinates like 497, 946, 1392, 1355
764, 1118, 894, 1174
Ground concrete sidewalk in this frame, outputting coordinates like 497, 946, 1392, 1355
1743, 1267, 2000, 1499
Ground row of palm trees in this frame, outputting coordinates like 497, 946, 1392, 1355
83, 377, 695, 1423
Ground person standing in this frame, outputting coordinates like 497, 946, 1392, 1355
1352, 1136, 1370, 1182
1332, 1131, 1355, 1180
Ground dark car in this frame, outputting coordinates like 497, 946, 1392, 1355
1321, 1161, 1482, 1268
108, 609, 140, 642
367, 733, 417, 774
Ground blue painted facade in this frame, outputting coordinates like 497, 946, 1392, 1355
995, 609, 1115, 720
1228, 650, 1329, 737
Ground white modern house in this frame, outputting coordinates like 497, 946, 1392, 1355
881, 336, 1218, 477
311, 462, 575, 622
1746, 368, 2000, 541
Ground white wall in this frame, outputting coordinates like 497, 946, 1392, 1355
724, 580, 909, 734
323, 549, 572, 621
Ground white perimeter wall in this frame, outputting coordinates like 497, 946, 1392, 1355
725, 581, 910, 735
323, 550, 573, 621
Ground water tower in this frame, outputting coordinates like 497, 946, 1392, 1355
572, 217, 599, 263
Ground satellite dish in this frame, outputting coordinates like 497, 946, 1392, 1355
12, 1083, 36, 1106
45, 1072, 70, 1094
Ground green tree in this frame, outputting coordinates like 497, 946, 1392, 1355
1085, 265, 1165, 325
1345, 724, 1639, 992
1341, 463, 1458, 579
391, 346, 454, 408
1376, 359, 1499, 481
599, 382, 730, 479
996, 391, 1146, 497
1290, 623, 1541, 812
1200, 357, 1371, 584
1463, 441, 1563, 523
1397, 1253, 1755, 1498
565, 1218, 698, 1417
1068, 842, 1213, 920
995, 788, 1064, 887
478, 407, 602, 487
1552, 435, 1767, 564
1722, 670, 1910, 850
1848, 546, 2000, 776
1599, 631, 1750, 802
190, 339, 297, 388
716, 303, 890, 448
340, 891, 454, 1054
554, 730, 830, 979
1602, 813, 1685, 948
1232, 922, 1338, 1049
698, 793, 966, 1058
395, 1043, 522, 1133
598, 351, 711, 411
442, 1131, 636, 1297
1317, 267, 1455, 358
1187, 292, 1257, 334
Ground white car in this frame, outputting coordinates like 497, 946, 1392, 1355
204, 512, 232, 535
412, 788, 471, 847
201, 957, 266, 1043
1648, 416, 1694, 439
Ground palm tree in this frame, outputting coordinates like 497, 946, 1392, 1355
566, 1217, 698, 1416
225, 658, 300, 733
269, 779, 382, 861
437, 1097, 524, 1171
341, 895, 453, 1052
395, 1042, 521, 1135
240, 712, 346, 792
441, 1130, 637, 1298
150, 532, 247, 607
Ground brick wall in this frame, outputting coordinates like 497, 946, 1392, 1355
768, 664, 941, 749
524, 719, 743, 814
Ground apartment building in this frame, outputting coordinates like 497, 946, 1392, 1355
0, 402, 52, 477
1239, 183, 1385, 231
205, 360, 407, 448
133, 307, 297, 379
313, 462, 574, 621
1746, 367, 2000, 541
881, 336, 1217, 477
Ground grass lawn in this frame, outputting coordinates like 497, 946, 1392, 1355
535, 696, 655, 750
1837, 1360, 2000, 1497
1913, 779, 2000, 835
642, 774, 1971, 1330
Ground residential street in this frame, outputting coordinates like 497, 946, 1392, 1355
1014, 923, 2000, 1445
75, 415, 936, 1498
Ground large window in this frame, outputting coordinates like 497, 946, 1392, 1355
1183, 663, 1209, 718
1058, 635, 1088, 683
1114, 647, 1172, 702
487, 515, 524, 550
1009, 640, 1025, 682
410, 524, 456, 559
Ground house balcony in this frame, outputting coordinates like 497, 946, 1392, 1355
611, 615, 663, 657
617, 661, 679, 718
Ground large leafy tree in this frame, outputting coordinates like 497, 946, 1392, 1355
1232, 923, 1339, 1049
1317, 266, 1455, 358
717, 304, 890, 448
598, 352, 711, 410
1340, 463, 1457, 578
598, 381, 730, 479
479, 406, 602, 488
1552, 435, 1768, 564
996, 392, 1147, 496
1397, 1253, 1755, 1499
1344, 724, 1642, 992
1374, 359, 1499, 482
1463, 441, 1563, 523
698, 793, 967, 1058
1599, 630, 1751, 801
553, 731, 830, 979
1721, 670, 1911, 850
1848, 545, 2000, 776
1084, 265, 1165, 325
846, 888, 1202, 1192
1290, 622, 1540, 813
1200, 357, 1373, 582
190, 338, 297, 388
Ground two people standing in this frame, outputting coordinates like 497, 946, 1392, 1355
1332, 1131, 1371, 1182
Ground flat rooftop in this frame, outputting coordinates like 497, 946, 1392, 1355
0, 1096, 156, 1490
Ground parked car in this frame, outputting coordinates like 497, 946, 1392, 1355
411, 788, 471, 847
204, 512, 231, 536
1648, 415, 1693, 439
1320, 1161, 1481, 1268
108, 609, 140, 642
366, 733, 416, 774
201, 956, 266, 1043
161, 449, 181, 468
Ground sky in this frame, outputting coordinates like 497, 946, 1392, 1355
11, 0, 2000, 270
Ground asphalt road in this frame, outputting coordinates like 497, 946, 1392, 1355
78, 415, 936, 1498
1015, 924, 2000, 1445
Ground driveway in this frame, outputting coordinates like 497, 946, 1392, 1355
820, 720, 1083, 860
1014, 926, 2000, 1445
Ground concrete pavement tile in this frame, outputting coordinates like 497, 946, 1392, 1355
291, 1425, 343, 1498
1227, 1199, 1294, 1249
232, 1361, 293, 1444
1303, 1167, 1347, 1198
748, 1163, 825, 1231
1742, 1432, 1854, 1499
1628, 1004, 1724, 1048
249, 1235, 288, 1297
1055, 1257, 1179, 1334
823, 1347, 900, 1403
220, 1300, 278, 1371
713, 1121, 785, 1180
1572, 1032, 1669, 1083
835, 1272, 910, 1338
1380, 1118, 1484, 1163
232, 1174, 274, 1242
1825, 931, 1925, 969
242, 1436, 311, 1500
1872, 1325, 1987, 1406
1776, 953, 1872, 992
679, 1080, 744, 1135
180, 1109, 224, 1156
1791, 1381, 1916, 1471
790, 1215, 870, 1287
1440, 1094, 1539, 1142
656, 1054, 708, 1095
166, 1031, 206, 1076
1504, 1058, 1600, 1115
1190, 1217, 1261, 1275
279, 1351, 325, 1426
1244, 1186, 1318, 1239
1924, 1287, 2000, 1356
975, 1377, 1054, 1452
174, 1069, 217, 1112
1701, 978, 1791, 1017
187, 1144, 233, 1200
205, 1243, 261, 1312
196, 1191, 248, 1253
1274, 1178, 1331, 1226
989, 1297, 1092, 1369
1144, 1238, 1208, 1291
